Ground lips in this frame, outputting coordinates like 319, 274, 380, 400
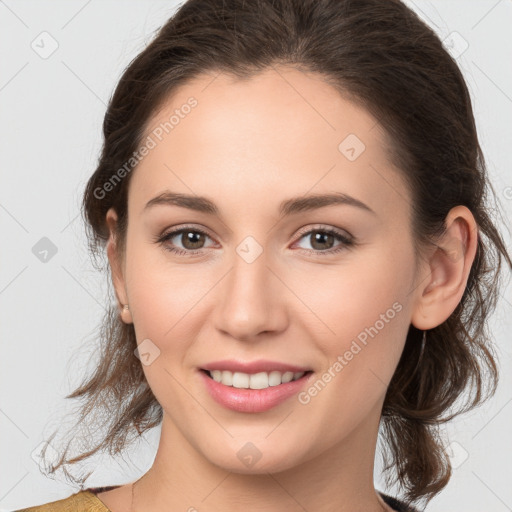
198, 359, 314, 413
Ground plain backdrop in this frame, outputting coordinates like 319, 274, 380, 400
1, 1, 511, 510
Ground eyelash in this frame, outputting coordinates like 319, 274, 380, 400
154, 224, 356, 257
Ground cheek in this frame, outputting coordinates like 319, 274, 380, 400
292, 241, 414, 376
293, 256, 413, 434
124, 230, 206, 328
127, 262, 212, 344
124, 250, 215, 416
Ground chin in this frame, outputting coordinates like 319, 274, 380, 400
199, 437, 309, 475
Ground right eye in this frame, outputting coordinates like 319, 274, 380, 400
156, 226, 217, 256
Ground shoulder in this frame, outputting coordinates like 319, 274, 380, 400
12, 490, 110, 512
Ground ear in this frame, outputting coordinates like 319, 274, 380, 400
106, 207, 133, 324
411, 205, 478, 330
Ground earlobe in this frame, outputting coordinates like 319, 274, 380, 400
411, 206, 478, 330
106, 207, 133, 324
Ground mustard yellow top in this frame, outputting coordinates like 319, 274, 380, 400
13, 490, 111, 512
13, 488, 415, 511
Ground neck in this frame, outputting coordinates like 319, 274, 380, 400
132, 410, 391, 512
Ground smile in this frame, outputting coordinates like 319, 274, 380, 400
198, 363, 314, 413
205, 369, 307, 389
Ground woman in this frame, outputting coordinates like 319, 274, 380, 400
15, 0, 511, 511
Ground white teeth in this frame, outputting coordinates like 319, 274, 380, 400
268, 371, 282, 386
232, 372, 249, 388
249, 372, 268, 389
208, 370, 306, 389
281, 371, 294, 383
221, 370, 233, 386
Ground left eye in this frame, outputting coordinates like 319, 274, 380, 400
294, 228, 354, 253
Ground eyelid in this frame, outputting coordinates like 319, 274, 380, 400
293, 223, 353, 241
157, 223, 216, 241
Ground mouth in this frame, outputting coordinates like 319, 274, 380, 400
199, 368, 314, 413
200, 368, 313, 390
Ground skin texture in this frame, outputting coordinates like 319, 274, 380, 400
99, 66, 478, 512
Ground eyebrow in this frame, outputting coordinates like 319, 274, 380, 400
143, 191, 376, 217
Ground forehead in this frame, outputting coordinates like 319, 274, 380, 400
142, 66, 385, 153
131, 66, 411, 222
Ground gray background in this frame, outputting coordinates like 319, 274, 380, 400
1, 1, 511, 510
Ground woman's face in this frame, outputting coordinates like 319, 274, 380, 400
109, 66, 427, 473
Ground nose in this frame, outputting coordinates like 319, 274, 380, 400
213, 248, 288, 342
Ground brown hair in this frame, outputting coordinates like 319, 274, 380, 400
40, 0, 511, 507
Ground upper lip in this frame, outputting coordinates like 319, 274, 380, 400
201, 359, 312, 374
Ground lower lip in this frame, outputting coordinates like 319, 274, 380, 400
199, 370, 313, 413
